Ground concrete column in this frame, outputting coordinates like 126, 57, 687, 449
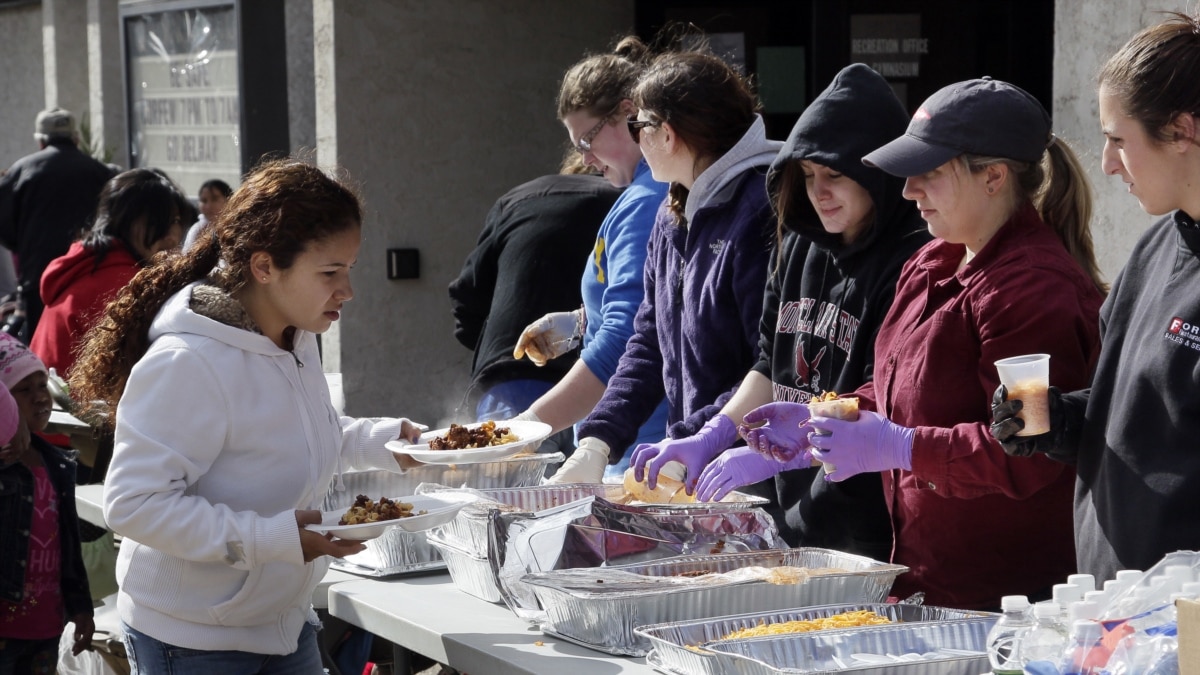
0, 3, 45, 164
87, 0, 125, 167
1053, 1, 1170, 282
285, 0, 316, 154
313, 0, 633, 421
43, 0, 89, 116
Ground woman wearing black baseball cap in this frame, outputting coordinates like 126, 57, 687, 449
993, 12, 1200, 584
754, 76, 1107, 609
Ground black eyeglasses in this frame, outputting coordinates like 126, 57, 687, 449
627, 118, 657, 144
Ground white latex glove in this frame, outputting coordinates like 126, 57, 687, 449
545, 436, 609, 484
512, 409, 543, 423
513, 308, 585, 367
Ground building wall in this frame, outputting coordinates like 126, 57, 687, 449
0, 3, 45, 167
1053, 1, 1189, 284
314, 0, 635, 422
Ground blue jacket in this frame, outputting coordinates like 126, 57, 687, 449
579, 166, 774, 457
579, 160, 670, 449
0, 436, 93, 619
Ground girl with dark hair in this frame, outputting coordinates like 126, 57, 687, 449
31, 168, 188, 377
183, 178, 234, 251
993, 12, 1200, 583
512, 36, 670, 479
632, 64, 930, 555
548, 50, 780, 485
70, 159, 423, 672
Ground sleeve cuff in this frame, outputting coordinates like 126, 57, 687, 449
254, 510, 304, 567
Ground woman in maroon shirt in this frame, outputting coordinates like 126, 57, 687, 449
745, 78, 1106, 609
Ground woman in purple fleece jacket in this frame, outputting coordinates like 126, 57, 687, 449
547, 50, 780, 484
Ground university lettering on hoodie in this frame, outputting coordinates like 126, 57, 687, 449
772, 297, 859, 401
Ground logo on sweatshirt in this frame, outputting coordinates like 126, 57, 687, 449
1164, 316, 1200, 352
795, 344, 827, 393
709, 239, 727, 255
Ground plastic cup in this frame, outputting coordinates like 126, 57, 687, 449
995, 353, 1051, 436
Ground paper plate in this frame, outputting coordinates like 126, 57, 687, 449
310, 495, 469, 540
387, 420, 552, 465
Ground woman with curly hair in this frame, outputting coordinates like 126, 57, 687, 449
71, 159, 423, 673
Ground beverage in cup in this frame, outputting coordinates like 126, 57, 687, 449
994, 354, 1051, 436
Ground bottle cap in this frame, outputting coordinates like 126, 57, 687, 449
1068, 573, 1097, 593
1181, 581, 1200, 598
1070, 600, 1101, 622
1034, 602, 1062, 619
1001, 595, 1031, 612
1071, 619, 1103, 639
1115, 570, 1144, 585
1083, 590, 1108, 605
1053, 583, 1083, 606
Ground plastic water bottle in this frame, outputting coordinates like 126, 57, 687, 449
1060, 620, 1109, 675
1024, 602, 1070, 664
987, 595, 1034, 675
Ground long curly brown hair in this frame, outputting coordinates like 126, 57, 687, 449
69, 158, 362, 429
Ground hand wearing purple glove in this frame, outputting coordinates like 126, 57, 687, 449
693, 445, 814, 503
631, 414, 738, 493
808, 410, 914, 482
740, 402, 815, 462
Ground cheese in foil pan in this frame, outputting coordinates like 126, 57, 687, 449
520, 548, 908, 656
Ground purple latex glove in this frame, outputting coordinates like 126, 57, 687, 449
808, 410, 914, 482
740, 402, 815, 462
693, 445, 814, 503
631, 414, 738, 493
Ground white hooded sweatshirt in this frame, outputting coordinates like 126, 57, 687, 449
103, 282, 408, 654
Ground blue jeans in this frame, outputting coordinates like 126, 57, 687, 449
122, 621, 324, 675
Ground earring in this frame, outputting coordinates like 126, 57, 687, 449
987, 187, 995, 194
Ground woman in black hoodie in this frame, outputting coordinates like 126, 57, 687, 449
631, 64, 929, 555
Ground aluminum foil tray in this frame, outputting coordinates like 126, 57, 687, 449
322, 453, 563, 576
705, 616, 995, 675
426, 532, 503, 603
427, 483, 770, 557
428, 484, 619, 555
635, 603, 993, 675
522, 548, 908, 656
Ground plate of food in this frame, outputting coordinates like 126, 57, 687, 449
386, 419, 552, 464
309, 494, 470, 540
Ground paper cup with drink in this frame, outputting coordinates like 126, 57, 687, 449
994, 353, 1051, 436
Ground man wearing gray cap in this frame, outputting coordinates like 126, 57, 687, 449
0, 107, 116, 342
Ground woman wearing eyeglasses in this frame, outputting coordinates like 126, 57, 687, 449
547, 50, 780, 486
512, 37, 670, 478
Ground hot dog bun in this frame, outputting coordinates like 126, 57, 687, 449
808, 396, 859, 421
622, 468, 696, 504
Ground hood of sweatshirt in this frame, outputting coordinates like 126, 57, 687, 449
40, 240, 138, 307
148, 281, 310, 359
685, 114, 783, 225
767, 64, 921, 264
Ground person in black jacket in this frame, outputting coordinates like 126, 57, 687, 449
449, 154, 620, 442
0, 107, 116, 342
992, 12, 1200, 582
632, 64, 930, 555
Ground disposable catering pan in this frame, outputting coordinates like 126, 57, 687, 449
426, 483, 769, 555
520, 548, 908, 656
703, 615, 996, 675
322, 452, 563, 576
634, 603, 994, 675
419, 483, 773, 603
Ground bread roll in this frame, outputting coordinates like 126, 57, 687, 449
808, 396, 859, 421
807, 396, 859, 469
622, 468, 696, 504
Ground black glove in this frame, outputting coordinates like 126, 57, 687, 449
990, 384, 1064, 457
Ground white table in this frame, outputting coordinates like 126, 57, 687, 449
329, 573, 660, 675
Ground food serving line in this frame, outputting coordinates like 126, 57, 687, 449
76, 419, 1002, 675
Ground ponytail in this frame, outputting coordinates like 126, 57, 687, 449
1034, 139, 1107, 294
